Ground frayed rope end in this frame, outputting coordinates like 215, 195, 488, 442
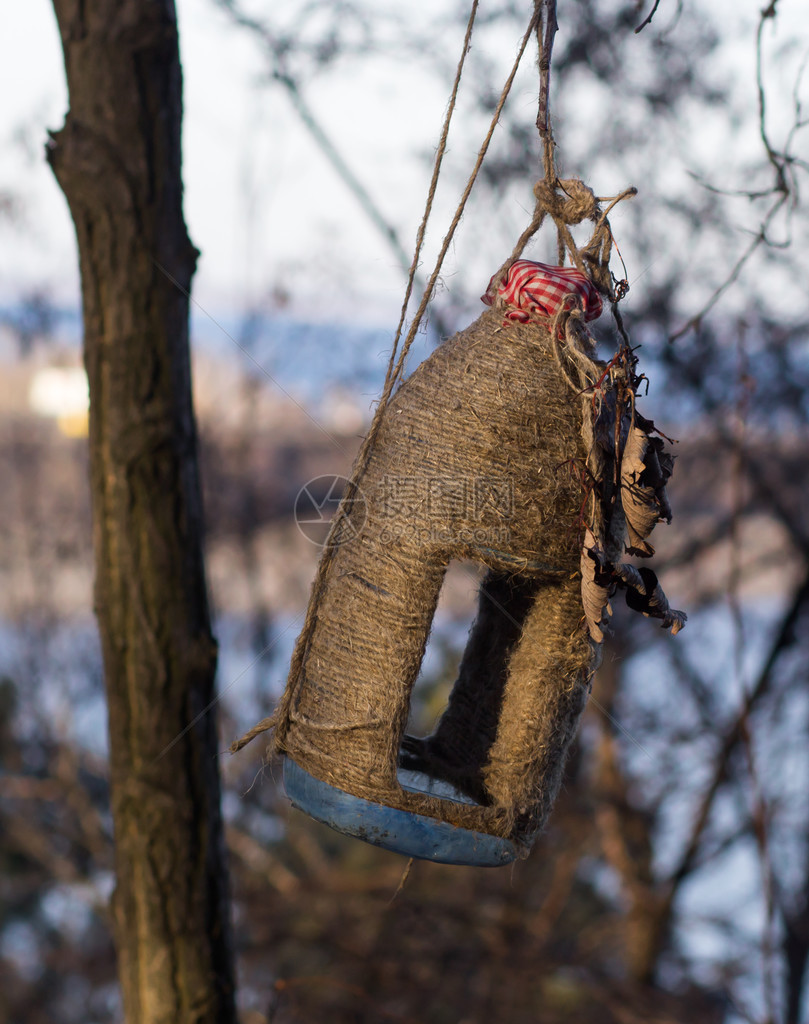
229, 714, 277, 755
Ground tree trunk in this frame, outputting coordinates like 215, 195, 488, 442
47, 2, 237, 1021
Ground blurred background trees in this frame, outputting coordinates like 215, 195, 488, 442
1, 1, 808, 1022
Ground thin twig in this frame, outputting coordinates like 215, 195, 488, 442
634, 0, 663, 35
670, 1, 807, 342
214, 0, 453, 337
663, 569, 809, 901
669, 178, 790, 344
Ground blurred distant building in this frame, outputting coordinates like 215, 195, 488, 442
29, 365, 89, 437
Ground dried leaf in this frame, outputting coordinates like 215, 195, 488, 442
621, 565, 687, 635
580, 533, 612, 643
621, 425, 666, 554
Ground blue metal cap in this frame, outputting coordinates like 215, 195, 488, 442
282, 756, 518, 867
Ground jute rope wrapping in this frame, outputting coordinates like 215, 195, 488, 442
230, 0, 686, 849
273, 306, 599, 849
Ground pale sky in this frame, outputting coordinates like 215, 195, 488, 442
1, 1, 807, 332
1, 0, 462, 324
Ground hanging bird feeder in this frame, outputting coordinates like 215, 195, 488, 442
232, 2, 685, 867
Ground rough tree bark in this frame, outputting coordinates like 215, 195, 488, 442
47, 2, 237, 1021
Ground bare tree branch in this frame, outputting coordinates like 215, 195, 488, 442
634, 0, 663, 35
670, 1, 807, 342
663, 569, 809, 903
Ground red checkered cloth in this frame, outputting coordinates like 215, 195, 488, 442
481, 260, 603, 324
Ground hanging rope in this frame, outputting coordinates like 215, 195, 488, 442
481, 2, 639, 333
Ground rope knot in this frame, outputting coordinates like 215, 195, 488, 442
533, 177, 599, 225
